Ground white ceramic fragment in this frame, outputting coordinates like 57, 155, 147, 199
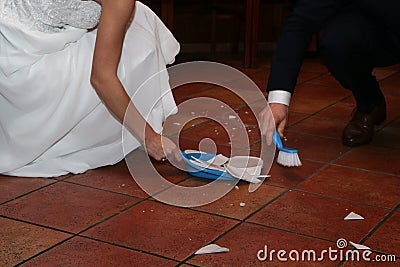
344, 212, 364, 220
349, 241, 370, 250
195, 244, 229, 255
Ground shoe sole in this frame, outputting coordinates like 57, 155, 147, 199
375, 115, 386, 126
342, 138, 372, 147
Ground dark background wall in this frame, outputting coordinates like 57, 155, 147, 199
140, 0, 294, 54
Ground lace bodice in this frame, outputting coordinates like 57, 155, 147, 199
0, 0, 101, 32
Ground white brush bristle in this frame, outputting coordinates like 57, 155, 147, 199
277, 151, 302, 167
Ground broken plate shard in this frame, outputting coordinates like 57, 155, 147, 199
344, 212, 364, 220
349, 241, 371, 250
195, 244, 230, 255
207, 154, 229, 166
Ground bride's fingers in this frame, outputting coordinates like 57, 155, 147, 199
173, 149, 182, 161
166, 146, 182, 162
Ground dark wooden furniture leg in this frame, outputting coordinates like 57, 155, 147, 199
161, 0, 174, 31
245, 0, 253, 68
251, 0, 259, 67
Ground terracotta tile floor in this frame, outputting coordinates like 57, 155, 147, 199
1, 55, 399, 266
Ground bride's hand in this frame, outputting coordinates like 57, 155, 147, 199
145, 133, 182, 162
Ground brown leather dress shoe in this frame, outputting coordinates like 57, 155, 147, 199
342, 104, 386, 147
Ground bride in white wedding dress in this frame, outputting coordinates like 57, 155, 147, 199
0, 0, 182, 177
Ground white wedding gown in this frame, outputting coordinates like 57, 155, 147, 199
0, 0, 180, 177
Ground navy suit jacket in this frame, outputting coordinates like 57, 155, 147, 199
267, 0, 400, 94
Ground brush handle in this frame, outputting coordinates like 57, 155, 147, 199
272, 130, 283, 150
273, 130, 299, 153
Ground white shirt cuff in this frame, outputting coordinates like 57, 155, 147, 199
267, 90, 291, 106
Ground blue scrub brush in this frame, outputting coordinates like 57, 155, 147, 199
273, 130, 302, 167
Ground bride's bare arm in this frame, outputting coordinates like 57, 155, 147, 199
90, 0, 180, 161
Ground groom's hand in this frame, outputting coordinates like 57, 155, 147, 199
259, 103, 288, 145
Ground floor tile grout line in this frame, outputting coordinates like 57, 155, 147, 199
284, 130, 344, 142
14, 235, 77, 267
249, 145, 344, 190
248, 138, 361, 210
145, 196, 242, 223
291, 188, 393, 211
145, 174, 203, 199
246, 220, 338, 244
303, 81, 349, 89
0, 214, 80, 266
286, 95, 353, 129
239, 160, 331, 222
243, 189, 294, 221
16, 233, 181, 266
147, 178, 312, 223
176, 262, 201, 267
329, 163, 400, 179
74, 235, 181, 264
177, 220, 243, 265
0, 178, 60, 206
72, 192, 168, 236
358, 203, 400, 245
297, 158, 334, 165
369, 143, 400, 151
255, 182, 291, 191
374, 113, 400, 130
61, 171, 192, 200
67, 175, 205, 236
0, 214, 75, 235
174, 69, 266, 102
376, 70, 400, 83
266, 133, 360, 200
296, 72, 329, 86
282, 148, 353, 190
55, 173, 76, 181
59, 179, 147, 200
372, 114, 400, 134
